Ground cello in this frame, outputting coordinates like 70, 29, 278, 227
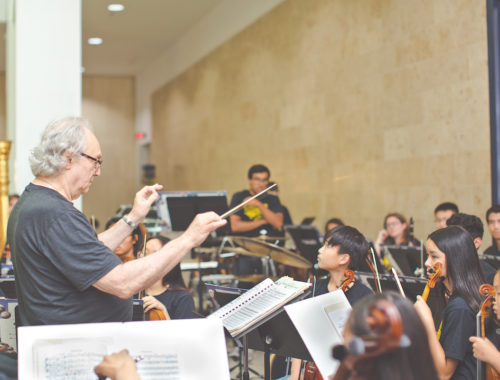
303, 270, 355, 380
331, 298, 409, 380
477, 284, 500, 380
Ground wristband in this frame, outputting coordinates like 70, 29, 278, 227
122, 215, 138, 229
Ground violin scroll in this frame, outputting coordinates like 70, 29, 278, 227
421, 262, 442, 302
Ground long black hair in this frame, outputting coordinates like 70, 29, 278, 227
146, 236, 188, 291
428, 226, 485, 311
347, 292, 439, 380
105, 216, 146, 258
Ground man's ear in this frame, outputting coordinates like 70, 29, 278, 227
473, 237, 482, 250
63, 151, 73, 170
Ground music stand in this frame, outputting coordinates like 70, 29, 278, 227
284, 225, 321, 266
356, 271, 445, 329
156, 191, 230, 236
382, 245, 423, 276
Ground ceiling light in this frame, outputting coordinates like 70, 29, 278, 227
88, 37, 103, 46
108, 4, 125, 12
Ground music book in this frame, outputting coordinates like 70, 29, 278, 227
208, 276, 311, 337
18, 319, 230, 380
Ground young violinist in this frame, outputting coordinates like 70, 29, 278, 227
414, 226, 486, 380
142, 236, 195, 320
469, 268, 500, 374
287, 225, 373, 380
334, 292, 439, 380
105, 217, 145, 263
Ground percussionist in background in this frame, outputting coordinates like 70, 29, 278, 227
7, 117, 225, 326
229, 164, 283, 277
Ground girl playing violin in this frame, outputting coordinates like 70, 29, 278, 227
142, 236, 195, 320
287, 225, 373, 380
335, 292, 438, 380
414, 226, 486, 380
105, 217, 145, 263
469, 268, 500, 375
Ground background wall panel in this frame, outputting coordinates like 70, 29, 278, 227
151, 0, 491, 243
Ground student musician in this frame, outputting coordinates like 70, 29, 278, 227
287, 225, 373, 380
142, 236, 195, 320
446, 212, 497, 284
324, 218, 344, 235
105, 217, 145, 263
434, 202, 459, 229
333, 292, 439, 380
374, 212, 419, 258
469, 269, 500, 375
414, 226, 486, 380
484, 205, 500, 256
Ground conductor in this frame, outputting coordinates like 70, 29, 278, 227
7, 117, 226, 326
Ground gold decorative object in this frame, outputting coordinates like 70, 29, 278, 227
0, 141, 12, 252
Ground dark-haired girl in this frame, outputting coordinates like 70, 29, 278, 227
415, 226, 486, 380
142, 236, 195, 319
338, 291, 439, 380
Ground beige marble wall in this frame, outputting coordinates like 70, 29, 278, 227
82, 75, 136, 231
151, 0, 491, 243
0, 74, 5, 140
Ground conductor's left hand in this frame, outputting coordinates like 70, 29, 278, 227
128, 184, 163, 223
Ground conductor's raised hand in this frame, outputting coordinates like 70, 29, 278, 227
182, 212, 227, 247
128, 184, 163, 223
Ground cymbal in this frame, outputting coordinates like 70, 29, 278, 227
230, 236, 312, 269
220, 246, 254, 256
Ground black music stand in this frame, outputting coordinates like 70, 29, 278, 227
357, 271, 446, 329
381, 245, 423, 276
284, 225, 321, 265
207, 283, 310, 380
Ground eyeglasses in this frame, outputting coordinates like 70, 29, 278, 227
80, 152, 103, 170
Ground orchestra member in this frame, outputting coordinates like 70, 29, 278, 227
142, 236, 195, 319
414, 226, 486, 380
287, 225, 372, 380
484, 205, 500, 256
324, 217, 344, 235
434, 202, 459, 229
446, 212, 496, 284
469, 269, 500, 375
105, 217, 145, 263
374, 212, 419, 257
7, 117, 225, 326
336, 292, 439, 380
229, 164, 283, 276
268, 182, 293, 226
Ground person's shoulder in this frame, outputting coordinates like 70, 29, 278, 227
483, 245, 499, 255
446, 295, 473, 313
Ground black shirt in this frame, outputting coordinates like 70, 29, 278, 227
483, 244, 500, 257
479, 260, 497, 284
314, 277, 373, 305
7, 184, 131, 325
154, 289, 195, 319
229, 190, 283, 237
439, 295, 476, 380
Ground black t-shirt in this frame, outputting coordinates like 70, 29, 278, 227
483, 244, 500, 257
314, 277, 373, 305
154, 289, 195, 319
229, 190, 283, 237
479, 260, 497, 284
7, 184, 132, 325
439, 295, 476, 380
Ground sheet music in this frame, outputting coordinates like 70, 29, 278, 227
19, 319, 230, 380
208, 277, 310, 336
285, 289, 351, 380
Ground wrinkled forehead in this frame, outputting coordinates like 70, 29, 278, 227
83, 127, 102, 157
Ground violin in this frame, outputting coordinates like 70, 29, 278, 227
478, 284, 500, 380
137, 231, 167, 321
332, 299, 409, 380
303, 270, 356, 380
421, 262, 442, 302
